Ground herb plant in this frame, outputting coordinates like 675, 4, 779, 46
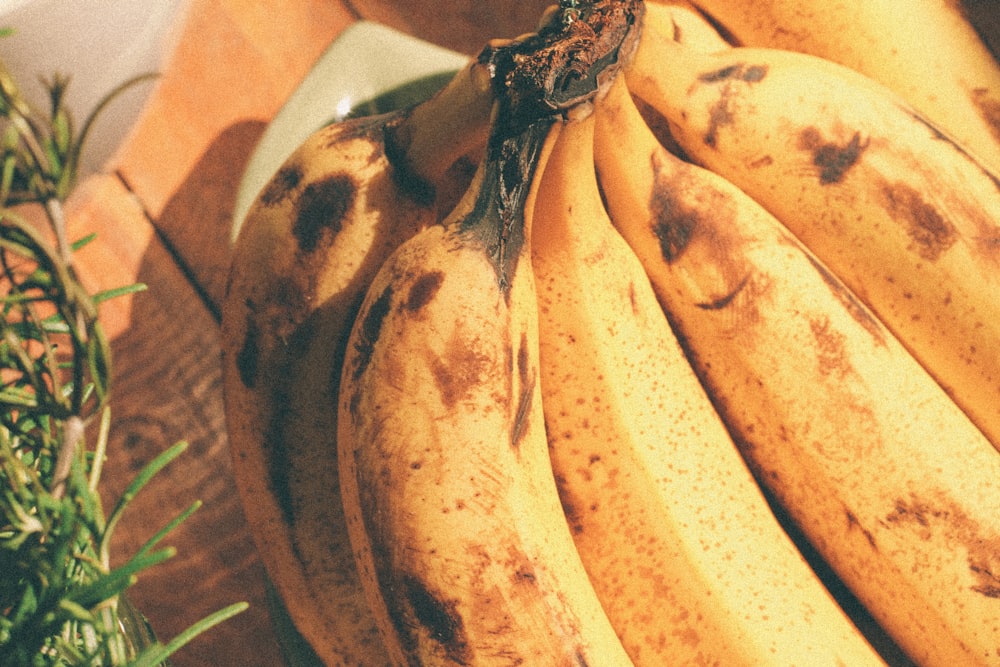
0, 34, 246, 666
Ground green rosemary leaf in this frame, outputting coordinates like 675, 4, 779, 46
106, 442, 189, 531
129, 602, 250, 667
92, 282, 147, 305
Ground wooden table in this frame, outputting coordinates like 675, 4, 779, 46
54, 1, 1000, 665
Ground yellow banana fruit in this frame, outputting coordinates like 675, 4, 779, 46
533, 91, 886, 666
336, 5, 642, 663
675, 0, 1000, 174
336, 114, 633, 667
594, 69, 1000, 667
625, 27, 1000, 454
220, 59, 495, 665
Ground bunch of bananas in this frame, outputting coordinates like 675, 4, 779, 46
220, 0, 1000, 665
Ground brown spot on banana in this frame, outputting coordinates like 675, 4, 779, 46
650, 186, 699, 262
809, 315, 854, 378
697, 63, 767, 148
647, 152, 730, 262
259, 163, 303, 207
879, 181, 958, 261
970, 87, 1000, 147
236, 309, 261, 388
742, 65, 768, 82
669, 15, 682, 43
627, 281, 639, 316
969, 564, 1000, 599
429, 325, 497, 410
695, 274, 750, 310
882, 492, 1000, 600
647, 155, 763, 320
400, 574, 471, 665
704, 91, 735, 148
292, 174, 357, 253
406, 271, 445, 312
513, 565, 537, 585
555, 475, 586, 535
511, 332, 534, 451
349, 284, 393, 385
649, 153, 743, 268
510, 384, 534, 452
697, 62, 768, 84
797, 127, 870, 185
698, 63, 745, 83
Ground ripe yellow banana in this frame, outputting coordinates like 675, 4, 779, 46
337, 112, 633, 666
594, 71, 1000, 667
674, 0, 1000, 175
625, 27, 1000, 454
532, 93, 885, 666
336, 5, 643, 663
221, 58, 494, 665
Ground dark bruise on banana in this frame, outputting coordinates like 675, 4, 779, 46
695, 61, 768, 148
645, 150, 759, 318
796, 127, 869, 186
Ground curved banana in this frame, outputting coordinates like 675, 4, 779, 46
337, 105, 634, 665
532, 93, 885, 666
595, 72, 1000, 667
220, 58, 494, 665
625, 28, 1000, 454
673, 0, 1000, 174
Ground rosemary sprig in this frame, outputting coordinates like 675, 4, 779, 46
0, 37, 246, 666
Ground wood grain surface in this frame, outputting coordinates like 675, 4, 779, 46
48, 1, 1000, 665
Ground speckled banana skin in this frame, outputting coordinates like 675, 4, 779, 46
670, 0, 1000, 175
595, 63, 1000, 666
533, 90, 886, 666
336, 116, 634, 667
627, 23, 1000, 454
221, 60, 493, 666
